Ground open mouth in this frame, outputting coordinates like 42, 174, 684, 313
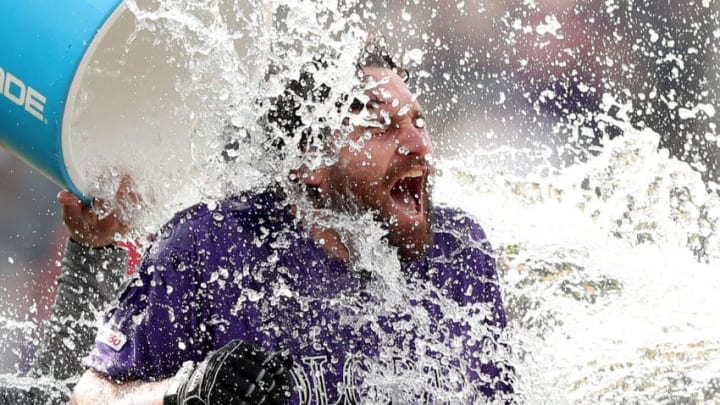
389, 168, 425, 216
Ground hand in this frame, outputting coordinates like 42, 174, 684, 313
58, 176, 139, 248
165, 340, 294, 405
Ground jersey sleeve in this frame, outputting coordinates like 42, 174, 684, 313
31, 239, 128, 380
82, 209, 213, 381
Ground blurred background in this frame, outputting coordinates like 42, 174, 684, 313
0, 152, 65, 372
1, 0, 719, 388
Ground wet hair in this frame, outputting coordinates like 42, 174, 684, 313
266, 34, 408, 151
356, 34, 409, 83
265, 57, 332, 151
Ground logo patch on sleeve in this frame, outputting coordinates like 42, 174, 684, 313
96, 326, 128, 351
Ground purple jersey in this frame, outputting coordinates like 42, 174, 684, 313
85, 190, 513, 403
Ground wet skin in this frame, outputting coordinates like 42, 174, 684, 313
305, 66, 434, 261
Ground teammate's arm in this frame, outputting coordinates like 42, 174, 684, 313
71, 340, 294, 405
31, 190, 132, 379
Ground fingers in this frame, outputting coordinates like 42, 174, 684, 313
56, 173, 142, 247
117, 175, 141, 205
57, 190, 82, 206
265, 354, 294, 405
58, 191, 92, 233
207, 385, 253, 405
58, 191, 124, 247
219, 341, 294, 404
58, 192, 84, 224
214, 369, 269, 404
262, 351, 293, 372
178, 341, 294, 405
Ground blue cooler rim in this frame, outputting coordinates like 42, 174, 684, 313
61, 2, 127, 205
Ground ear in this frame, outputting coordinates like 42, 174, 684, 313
292, 166, 327, 187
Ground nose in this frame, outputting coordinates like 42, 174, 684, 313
396, 125, 433, 157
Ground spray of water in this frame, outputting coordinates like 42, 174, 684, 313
1, 1, 719, 404
440, 117, 720, 404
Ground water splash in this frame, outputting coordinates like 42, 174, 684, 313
440, 119, 720, 404
2, 1, 719, 404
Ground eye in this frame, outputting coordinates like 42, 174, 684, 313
369, 127, 387, 138
349, 98, 364, 113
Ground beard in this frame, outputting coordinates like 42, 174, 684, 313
319, 159, 434, 262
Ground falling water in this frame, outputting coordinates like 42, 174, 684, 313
1, 1, 719, 404
440, 118, 720, 404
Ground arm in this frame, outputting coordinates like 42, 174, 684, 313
72, 341, 294, 405
30, 240, 128, 379
31, 190, 132, 379
72, 201, 294, 405
71, 370, 168, 405
0, 191, 133, 404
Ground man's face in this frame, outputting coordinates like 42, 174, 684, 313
312, 67, 434, 261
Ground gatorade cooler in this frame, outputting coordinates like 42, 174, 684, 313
0, 1, 261, 204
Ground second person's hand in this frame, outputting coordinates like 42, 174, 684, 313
58, 176, 140, 248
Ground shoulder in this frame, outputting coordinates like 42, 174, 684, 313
148, 190, 287, 257
427, 206, 506, 322
432, 205, 491, 247
430, 205, 497, 280
217, 190, 292, 233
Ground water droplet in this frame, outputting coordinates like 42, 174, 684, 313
246, 289, 264, 302
62, 338, 76, 350
219, 267, 229, 279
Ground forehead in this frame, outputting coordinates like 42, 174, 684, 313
361, 67, 417, 105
